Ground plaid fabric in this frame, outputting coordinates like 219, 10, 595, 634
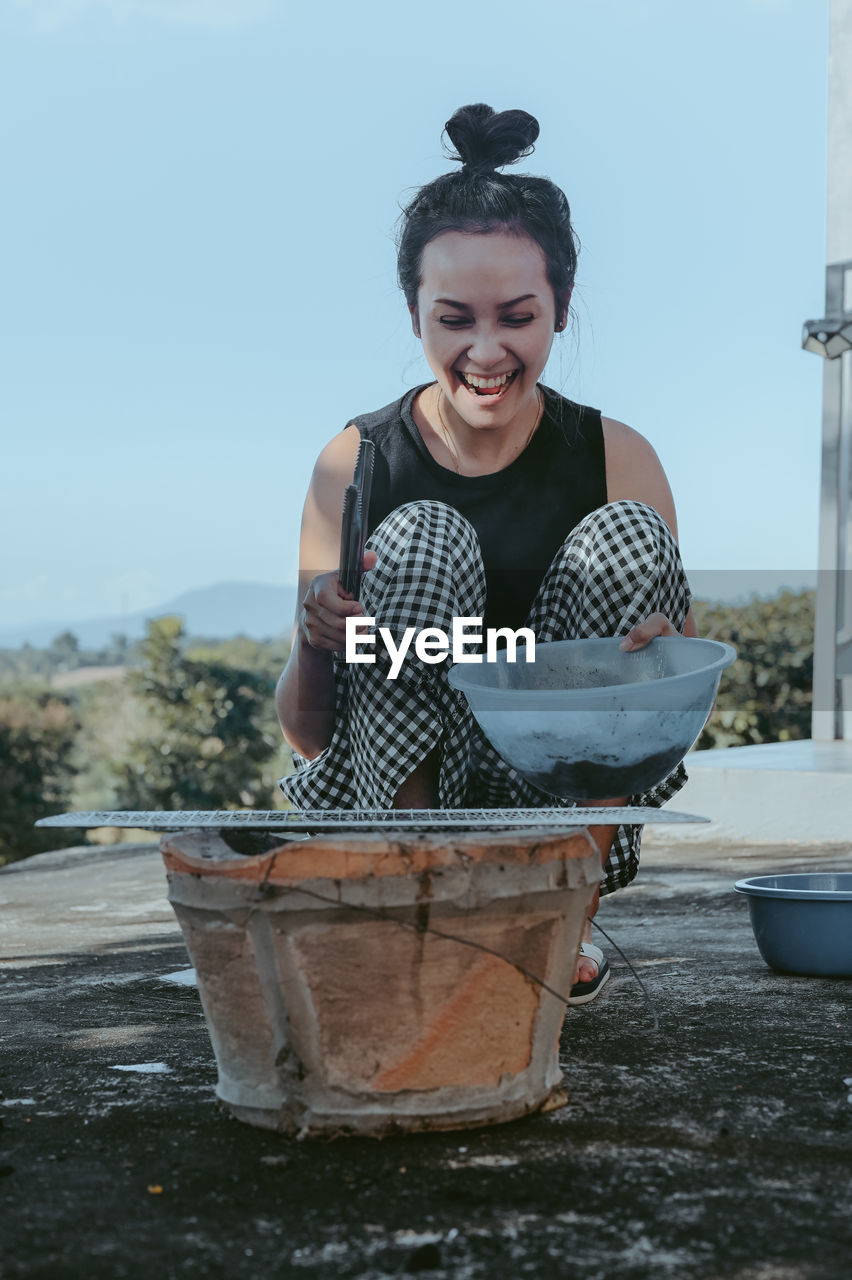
282, 499, 692, 895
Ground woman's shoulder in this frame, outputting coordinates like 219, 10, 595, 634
602, 415, 664, 476
602, 414, 656, 453
602, 416, 679, 535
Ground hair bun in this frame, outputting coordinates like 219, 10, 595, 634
444, 103, 539, 174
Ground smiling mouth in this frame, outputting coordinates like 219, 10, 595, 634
457, 369, 519, 397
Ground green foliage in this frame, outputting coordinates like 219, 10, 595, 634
68, 674, 154, 814
0, 644, 55, 684
47, 630, 80, 672
186, 634, 291, 681
693, 590, 814, 749
113, 617, 285, 810
0, 686, 80, 863
0, 631, 140, 685
185, 636, 294, 799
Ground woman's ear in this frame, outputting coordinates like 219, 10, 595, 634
555, 287, 573, 332
409, 304, 421, 339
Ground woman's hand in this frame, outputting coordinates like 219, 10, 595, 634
298, 551, 378, 653
279, 553, 377, 759
619, 612, 682, 651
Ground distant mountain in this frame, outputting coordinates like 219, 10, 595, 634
0, 570, 818, 651
0, 582, 298, 649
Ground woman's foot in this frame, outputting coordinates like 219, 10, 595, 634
565, 794, 623, 1003
573, 916, 598, 983
567, 941, 610, 1004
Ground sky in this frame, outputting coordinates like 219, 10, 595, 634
0, 0, 833, 633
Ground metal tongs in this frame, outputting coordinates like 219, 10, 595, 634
338, 438, 375, 600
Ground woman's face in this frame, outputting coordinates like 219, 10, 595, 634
414, 229, 559, 432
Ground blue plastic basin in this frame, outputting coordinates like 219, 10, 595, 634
447, 636, 736, 800
733, 873, 852, 977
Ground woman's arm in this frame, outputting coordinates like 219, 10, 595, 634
602, 416, 697, 644
276, 426, 366, 759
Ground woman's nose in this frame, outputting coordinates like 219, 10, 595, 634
465, 326, 506, 367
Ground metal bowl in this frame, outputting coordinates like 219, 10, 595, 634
734, 873, 852, 977
447, 636, 736, 800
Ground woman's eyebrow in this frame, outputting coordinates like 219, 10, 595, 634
498, 294, 537, 308
433, 293, 538, 309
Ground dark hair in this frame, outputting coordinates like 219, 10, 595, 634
397, 104, 579, 328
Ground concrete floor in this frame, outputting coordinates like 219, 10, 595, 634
1, 837, 851, 1279
652, 740, 852, 845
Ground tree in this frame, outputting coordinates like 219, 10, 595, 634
101, 632, 132, 665
48, 630, 81, 673
0, 687, 80, 863
694, 590, 814, 749
114, 616, 281, 810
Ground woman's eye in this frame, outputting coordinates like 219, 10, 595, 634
437, 315, 535, 328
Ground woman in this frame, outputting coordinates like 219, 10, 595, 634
276, 104, 696, 1002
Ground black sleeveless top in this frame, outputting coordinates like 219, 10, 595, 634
351, 384, 607, 632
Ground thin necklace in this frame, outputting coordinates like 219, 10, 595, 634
434, 385, 544, 475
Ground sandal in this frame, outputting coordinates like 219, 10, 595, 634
566, 941, 611, 1005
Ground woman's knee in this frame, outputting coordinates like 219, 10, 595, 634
530, 499, 690, 641
363, 500, 486, 623
572, 500, 678, 561
368, 500, 480, 566
554, 500, 684, 591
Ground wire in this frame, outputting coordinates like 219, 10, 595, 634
254, 880, 659, 1034
592, 918, 660, 1034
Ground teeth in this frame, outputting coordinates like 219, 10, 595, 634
462, 371, 515, 389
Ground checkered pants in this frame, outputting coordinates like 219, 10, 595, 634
281, 499, 692, 895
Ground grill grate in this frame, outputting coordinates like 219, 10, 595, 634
36, 807, 708, 833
